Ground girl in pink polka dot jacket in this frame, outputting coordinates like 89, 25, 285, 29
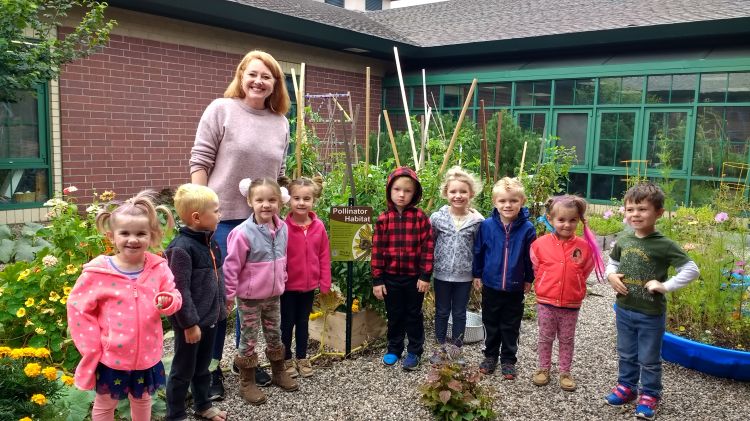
67, 191, 182, 421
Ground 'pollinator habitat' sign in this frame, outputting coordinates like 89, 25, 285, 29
330, 206, 373, 262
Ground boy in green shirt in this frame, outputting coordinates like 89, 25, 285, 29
604, 182, 699, 420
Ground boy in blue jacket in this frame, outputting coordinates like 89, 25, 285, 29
473, 177, 536, 379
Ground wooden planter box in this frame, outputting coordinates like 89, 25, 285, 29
309, 309, 386, 352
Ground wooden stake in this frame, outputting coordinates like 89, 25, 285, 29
494, 111, 503, 182
428, 78, 478, 209
382, 110, 400, 167
394, 47, 419, 171
519, 141, 528, 177
479, 99, 488, 185
293, 64, 306, 179
291, 67, 301, 178
365, 66, 371, 173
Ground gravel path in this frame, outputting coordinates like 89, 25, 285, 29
174, 282, 750, 420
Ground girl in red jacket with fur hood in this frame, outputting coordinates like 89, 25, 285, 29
530, 195, 604, 392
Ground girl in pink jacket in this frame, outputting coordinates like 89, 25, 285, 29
67, 191, 182, 421
281, 177, 331, 378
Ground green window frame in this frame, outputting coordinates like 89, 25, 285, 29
0, 84, 52, 209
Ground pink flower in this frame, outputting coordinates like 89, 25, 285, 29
715, 212, 729, 223
737, 261, 747, 267
63, 186, 78, 194
618, 206, 625, 214
603, 210, 613, 220
735, 269, 746, 275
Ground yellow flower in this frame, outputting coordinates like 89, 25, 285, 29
65, 264, 78, 275
16, 308, 26, 317
60, 296, 67, 305
100, 190, 116, 201
24, 318, 35, 327
42, 366, 57, 381
24, 363, 42, 377
0, 346, 10, 357
25, 297, 35, 307
34, 348, 51, 358
49, 291, 60, 302
63, 286, 72, 295
30, 394, 47, 405
19, 417, 32, 421
351, 298, 360, 313
61, 374, 74, 385
309, 311, 324, 321
0, 286, 4, 296
679, 326, 686, 332
35, 327, 47, 335
17, 269, 31, 281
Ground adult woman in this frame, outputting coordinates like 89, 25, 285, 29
189, 50, 291, 401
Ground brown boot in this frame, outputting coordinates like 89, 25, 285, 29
234, 354, 267, 405
267, 347, 299, 391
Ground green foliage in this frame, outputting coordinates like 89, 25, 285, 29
587, 213, 624, 236
0, 347, 68, 421
520, 145, 577, 234
0, 222, 51, 263
420, 361, 496, 421
658, 198, 750, 350
0, 0, 117, 102
0, 189, 175, 371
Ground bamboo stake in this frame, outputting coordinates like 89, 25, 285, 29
365, 66, 371, 173
479, 99, 488, 185
428, 78, 478, 209
519, 141, 528, 177
347, 92, 357, 163
291, 67, 301, 178
382, 110, 400, 167
422, 68, 427, 118
494, 111, 503, 182
393, 47, 419, 171
376, 117, 382, 165
419, 106, 431, 168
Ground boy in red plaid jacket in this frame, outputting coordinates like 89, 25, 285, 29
372, 166, 434, 371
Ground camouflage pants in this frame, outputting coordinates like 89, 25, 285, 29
236, 296, 283, 357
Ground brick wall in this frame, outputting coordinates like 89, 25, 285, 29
58, 29, 382, 201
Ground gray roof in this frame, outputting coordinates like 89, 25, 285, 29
230, 0, 412, 43
239, 0, 750, 47
370, 0, 750, 46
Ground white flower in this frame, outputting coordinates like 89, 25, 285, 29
238, 178, 252, 197
280, 187, 290, 204
63, 186, 78, 194
42, 255, 59, 267
86, 204, 101, 214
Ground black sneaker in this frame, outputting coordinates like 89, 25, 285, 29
255, 366, 271, 387
231, 362, 240, 375
479, 357, 498, 375
208, 368, 225, 401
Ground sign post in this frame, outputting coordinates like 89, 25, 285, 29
330, 205, 373, 356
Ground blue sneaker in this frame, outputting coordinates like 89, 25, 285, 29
605, 384, 637, 407
634, 394, 659, 420
382, 353, 399, 366
402, 353, 421, 371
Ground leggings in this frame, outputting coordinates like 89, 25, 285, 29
92, 393, 151, 421
537, 304, 580, 372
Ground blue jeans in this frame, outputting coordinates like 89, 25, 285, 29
212, 219, 245, 361
433, 279, 472, 346
615, 305, 666, 398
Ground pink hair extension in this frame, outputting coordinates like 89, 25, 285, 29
547, 194, 605, 283
583, 223, 606, 283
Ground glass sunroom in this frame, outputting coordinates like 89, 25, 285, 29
383, 47, 750, 205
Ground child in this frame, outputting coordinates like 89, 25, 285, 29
429, 166, 484, 364
282, 176, 331, 378
224, 177, 298, 406
472, 177, 536, 379
605, 182, 699, 420
67, 191, 182, 421
164, 184, 227, 421
529, 195, 604, 391
372, 166, 434, 371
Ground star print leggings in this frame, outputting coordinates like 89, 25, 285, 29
536, 304, 580, 373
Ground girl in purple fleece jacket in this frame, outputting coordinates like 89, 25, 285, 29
223, 177, 298, 405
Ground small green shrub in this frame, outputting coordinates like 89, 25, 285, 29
420, 361, 496, 421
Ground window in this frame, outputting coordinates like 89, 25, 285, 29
597, 112, 636, 167
325, 0, 344, 6
365, 0, 383, 10
0, 85, 51, 207
515, 81, 551, 106
443, 85, 471, 108
598, 76, 644, 104
478, 83, 512, 107
693, 107, 750, 177
647, 74, 696, 104
554, 79, 595, 105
